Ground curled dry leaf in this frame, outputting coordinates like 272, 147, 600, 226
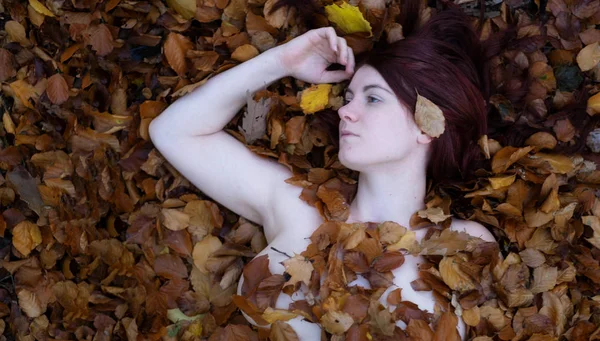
414, 91, 445, 138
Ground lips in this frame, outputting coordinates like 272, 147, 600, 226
341, 130, 357, 137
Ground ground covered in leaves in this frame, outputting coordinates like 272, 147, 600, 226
1, 0, 600, 340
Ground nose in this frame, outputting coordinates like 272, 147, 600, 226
338, 101, 359, 122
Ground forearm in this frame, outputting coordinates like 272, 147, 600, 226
149, 46, 288, 138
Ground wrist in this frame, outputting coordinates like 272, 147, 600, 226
264, 45, 291, 79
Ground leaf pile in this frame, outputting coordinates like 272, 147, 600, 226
0, 0, 600, 340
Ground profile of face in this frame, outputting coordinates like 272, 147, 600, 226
338, 64, 432, 172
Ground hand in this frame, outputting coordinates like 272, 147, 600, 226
273, 27, 355, 84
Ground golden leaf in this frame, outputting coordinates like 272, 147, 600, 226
462, 306, 480, 326
231, 44, 259, 62
488, 174, 516, 189
378, 221, 407, 245
166, 0, 196, 20
261, 307, 299, 323
192, 235, 222, 273
439, 256, 477, 292
29, 0, 55, 17
12, 220, 42, 256
576, 42, 600, 72
5, 21, 29, 47
282, 254, 314, 287
325, 3, 372, 36
46, 74, 69, 105
414, 92, 445, 138
270, 320, 300, 341
491, 146, 533, 174
387, 230, 420, 255
587, 91, 600, 116
164, 32, 193, 76
9, 79, 38, 109
525, 132, 557, 151
300, 84, 332, 114
161, 208, 190, 231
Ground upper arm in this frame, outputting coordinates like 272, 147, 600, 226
149, 127, 292, 236
452, 219, 496, 243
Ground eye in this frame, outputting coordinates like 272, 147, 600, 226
342, 96, 380, 105
367, 96, 380, 103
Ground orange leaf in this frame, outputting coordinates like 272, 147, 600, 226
164, 32, 193, 76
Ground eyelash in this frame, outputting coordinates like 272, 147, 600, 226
343, 96, 380, 105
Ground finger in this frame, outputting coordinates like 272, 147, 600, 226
326, 27, 338, 53
338, 38, 348, 64
322, 70, 352, 84
346, 47, 355, 74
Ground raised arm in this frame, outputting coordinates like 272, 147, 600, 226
148, 27, 354, 241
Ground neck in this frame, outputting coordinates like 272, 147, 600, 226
347, 153, 428, 227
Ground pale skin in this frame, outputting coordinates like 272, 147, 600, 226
149, 27, 496, 340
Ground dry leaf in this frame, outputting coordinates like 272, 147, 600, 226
164, 32, 193, 76
414, 91, 445, 138
576, 42, 600, 71
282, 254, 314, 287
12, 220, 42, 256
46, 74, 69, 105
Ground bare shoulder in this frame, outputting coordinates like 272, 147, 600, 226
450, 218, 496, 243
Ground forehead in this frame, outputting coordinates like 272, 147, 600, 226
347, 65, 390, 91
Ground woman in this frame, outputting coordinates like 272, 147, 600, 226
149, 0, 500, 339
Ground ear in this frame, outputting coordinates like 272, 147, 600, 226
416, 130, 433, 145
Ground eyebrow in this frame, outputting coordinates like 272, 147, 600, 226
345, 84, 393, 95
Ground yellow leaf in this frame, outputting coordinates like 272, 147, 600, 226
325, 3, 372, 36
414, 91, 445, 138
282, 254, 314, 286
488, 174, 516, 189
29, 0, 55, 17
321, 310, 354, 335
576, 42, 600, 72
587, 91, 600, 116
166, 0, 196, 20
300, 84, 332, 114
12, 220, 42, 256
417, 206, 451, 224
387, 230, 420, 255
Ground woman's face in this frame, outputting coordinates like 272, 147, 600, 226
338, 64, 430, 172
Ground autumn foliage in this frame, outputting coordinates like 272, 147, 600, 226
1, 0, 600, 340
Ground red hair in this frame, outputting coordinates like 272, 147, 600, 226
352, 0, 513, 184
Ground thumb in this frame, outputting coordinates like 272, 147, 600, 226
320, 70, 352, 84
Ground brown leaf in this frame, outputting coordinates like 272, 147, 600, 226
164, 32, 193, 76
87, 24, 114, 56
433, 310, 460, 341
154, 253, 188, 279
343, 251, 369, 273
46, 74, 69, 105
414, 91, 445, 138
372, 251, 405, 272
0, 48, 16, 82
193, 235, 222, 273
406, 319, 434, 341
